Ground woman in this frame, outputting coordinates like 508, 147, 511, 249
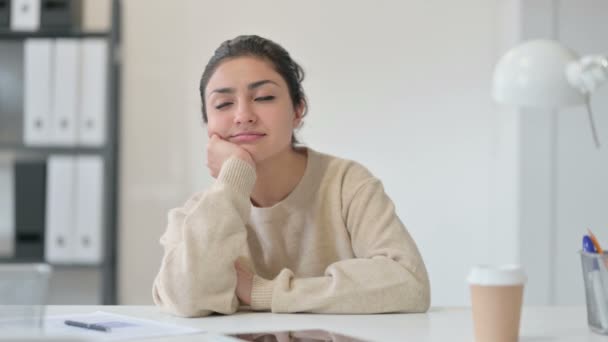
152, 35, 430, 317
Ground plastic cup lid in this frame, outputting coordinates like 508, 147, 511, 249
467, 264, 527, 286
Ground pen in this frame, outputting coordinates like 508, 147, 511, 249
588, 229, 608, 269
64, 320, 112, 332
584, 235, 597, 253
588, 229, 604, 254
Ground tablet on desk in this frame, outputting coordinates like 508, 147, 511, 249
225, 329, 370, 342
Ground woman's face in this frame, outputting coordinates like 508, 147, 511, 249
205, 56, 302, 163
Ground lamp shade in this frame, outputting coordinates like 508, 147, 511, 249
492, 40, 586, 108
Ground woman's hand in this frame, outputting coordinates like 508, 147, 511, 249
206, 134, 254, 178
234, 260, 254, 305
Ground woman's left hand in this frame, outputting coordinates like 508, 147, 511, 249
234, 260, 253, 305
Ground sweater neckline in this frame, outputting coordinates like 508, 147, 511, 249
250, 147, 317, 215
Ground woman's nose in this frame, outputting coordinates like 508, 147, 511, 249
234, 102, 257, 125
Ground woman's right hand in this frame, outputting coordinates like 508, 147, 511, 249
206, 134, 255, 178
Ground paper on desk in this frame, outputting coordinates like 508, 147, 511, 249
43, 311, 204, 341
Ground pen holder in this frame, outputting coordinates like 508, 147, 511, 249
580, 251, 608, 335
0, 264, 51, 332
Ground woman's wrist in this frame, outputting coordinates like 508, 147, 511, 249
217, 157, 257, 196
234, 149, 255, 169
251, 275, 275, 311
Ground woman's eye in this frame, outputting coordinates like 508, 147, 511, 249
215, 102, 232, 110
255, 96, 275, 102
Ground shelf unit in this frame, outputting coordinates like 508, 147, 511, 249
0, 0, 120, 304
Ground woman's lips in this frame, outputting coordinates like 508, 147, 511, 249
230, 133, 266, 143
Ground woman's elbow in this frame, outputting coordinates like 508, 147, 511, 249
414, 280, 431, 313
154, 295, 213, 318
152, 282, 213, 318
397, 276, 430, 313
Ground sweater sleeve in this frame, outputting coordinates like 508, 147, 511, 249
249, 178, 430, 314
152, 157, 256, 317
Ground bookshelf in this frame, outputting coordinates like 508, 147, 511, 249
0, 0, 120, 304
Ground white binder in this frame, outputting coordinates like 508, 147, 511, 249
23, 39, 52, 146
45, 155, 76, 263
79, 39, 108, 146
51, 39, 79, 146
74, 156, 104, 263
10, 0, 40, 31
0, 162, 14, 257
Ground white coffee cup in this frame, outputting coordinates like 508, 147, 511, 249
468, 265, 527, 342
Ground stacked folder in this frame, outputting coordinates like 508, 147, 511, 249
0, 155, 106, 264
0, 28, 109, 265
24, 38, 108, 147
0, 156, 104, 264
45, 155, 104, 264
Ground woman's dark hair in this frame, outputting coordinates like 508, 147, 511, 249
199, 35, 307, 145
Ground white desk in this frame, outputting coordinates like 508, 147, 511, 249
39, 305, 604, 341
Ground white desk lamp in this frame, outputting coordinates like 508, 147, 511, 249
492, 39, 608, 147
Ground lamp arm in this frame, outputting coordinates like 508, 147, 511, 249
566, 54, 606, 148
566, 54, 608, 94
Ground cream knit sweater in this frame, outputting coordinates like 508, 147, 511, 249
152, 148, 430, 317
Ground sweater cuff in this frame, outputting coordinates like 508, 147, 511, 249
250, 275, 275, 311
217, 157, 256, 196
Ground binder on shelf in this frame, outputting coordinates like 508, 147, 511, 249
79, 39, 108, 146
0, 0, 10, 28
10, 0, 40, 31
50, 38, 78, 146
14, 160, 46, 261
45, 155, 75, 263
23, 38, 53, 146
45, 155, 104, 264
0, 161, 15, 258
0, 41, 24, 145
40, 0, 81, 30
74, 155, 104, 263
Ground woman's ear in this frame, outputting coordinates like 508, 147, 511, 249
293, 101, 305, 128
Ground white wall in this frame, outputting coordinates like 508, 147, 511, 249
120, 0, 518, 305
514, 0, 557, 306
119, 1, 194, 305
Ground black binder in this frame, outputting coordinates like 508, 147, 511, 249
14, 160, 46, 260
40, 0, 81, 30
0, 0, 9, 28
